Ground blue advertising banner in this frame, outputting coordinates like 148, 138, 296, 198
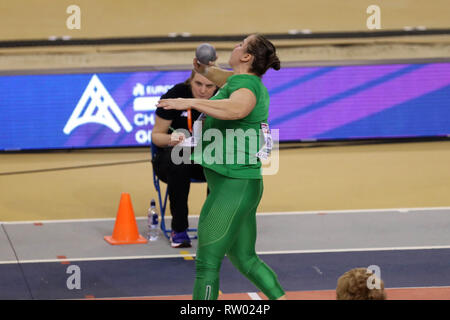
1, 62, 449, 151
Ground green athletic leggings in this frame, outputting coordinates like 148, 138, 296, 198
192, 167, 285, 300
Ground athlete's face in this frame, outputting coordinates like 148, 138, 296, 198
190, 73, 217, 99
228, 35, 254, 68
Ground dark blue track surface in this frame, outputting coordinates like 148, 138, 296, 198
2, 249, 450, 299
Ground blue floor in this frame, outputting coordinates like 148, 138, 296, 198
2, 248, 450, 299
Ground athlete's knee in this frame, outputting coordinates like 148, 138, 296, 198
228, 254, 281, 292
196, 259, 219, 276
195, 250, 223, 281
227, 253, 261, 276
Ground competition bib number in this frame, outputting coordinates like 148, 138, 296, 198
178, 113, 206, 147
256, 123, 273, 160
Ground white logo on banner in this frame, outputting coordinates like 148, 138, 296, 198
63, 74, 133, 135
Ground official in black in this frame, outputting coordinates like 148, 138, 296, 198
151, 71, 218, 248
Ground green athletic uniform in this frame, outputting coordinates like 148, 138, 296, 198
192, 74, 285, 300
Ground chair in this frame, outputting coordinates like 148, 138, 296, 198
150, 142, 201, 240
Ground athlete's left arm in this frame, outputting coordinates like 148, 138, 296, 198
157, 88, 256, 121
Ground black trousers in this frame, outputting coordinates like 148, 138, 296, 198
152, 147, 207, 233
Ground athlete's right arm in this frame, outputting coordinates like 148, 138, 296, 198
193, 58, 233, 88
151, 115, 184, 147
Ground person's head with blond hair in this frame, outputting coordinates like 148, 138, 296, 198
336, 268, 387, 300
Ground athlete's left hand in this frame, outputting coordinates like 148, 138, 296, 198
157, 98, 192, 111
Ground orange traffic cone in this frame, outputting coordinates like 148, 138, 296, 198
104, 193, 148, 245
